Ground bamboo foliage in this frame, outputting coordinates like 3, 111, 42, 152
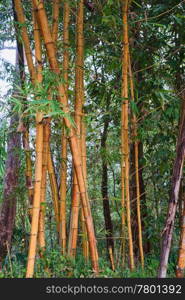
121, 0, 135, 270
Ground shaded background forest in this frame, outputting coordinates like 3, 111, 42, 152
0, 0, 185, 278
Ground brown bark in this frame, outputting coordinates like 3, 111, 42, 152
0, 3, 23, 266
0, 81, 21, 267
158, 97, 185, 278
0, 111, 21, 267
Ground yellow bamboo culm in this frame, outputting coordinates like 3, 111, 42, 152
32, 9, 46, 254
109, 246, 115, 272
32, 0, 99, 274
51, 0, 60, 44
81, 120, 89, 261
121, 0, 135, 271
48, 149, 60, 232
176, 195, 185, 277
14, 0, 36, 82
26, 113, 44, 278
23, 129, 34, 219
59, 0, 70, 256
14, 0, 45, 277
38, 120, 50, 253
128, 51, 144, 269
60, 126, 67, 255
68, 0, 85, 259
26, 7, 44, 277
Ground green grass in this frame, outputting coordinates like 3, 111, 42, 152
0, 250, 176, 278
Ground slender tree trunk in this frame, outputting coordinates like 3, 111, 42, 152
27, 7, 44, 278
60, 126, 67, 254
0, 110, 21, 268
81, 120, 89, 261
59, 0, 70, 256
129, 54, 144, 268
176, 188, 185, 277
48, 148, 60, 232
38, 119, 50, 252
51, 0, 60, 45
13, 2, 34, 219
68, 0, 87, 259
0, 1, 24, 268
158, 96, 185, 278
138, 141, 150, 254
22, 129, 34, 218
101, 115, 115, 270
121, 0, 134, 270
0, 54, 21, 268
32, 10, 46, 254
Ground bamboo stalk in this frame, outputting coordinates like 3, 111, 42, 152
59, 0, 70, 256
60, 126, 67, 254
14, 0, 35, 82
26, 113, 43, 278
22, 122, 34, 220
32, 0, 99, 274
121, 0, 135, 270
26, 8, 44, 277
32, 11, 46, 254
68, 0, 84, 258
176, 177, 185, 277
129, 52, 144, 269
176, 205, 185, 277
48, 148, 60, 232
81, 118, 89, 261
51, 0, 60, 44
38, 120, 50, 252
15, 1, 45, 276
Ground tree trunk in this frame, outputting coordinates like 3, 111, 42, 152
158, 96, 185, 278
121, 0, 134, 270
59, 0, 70, 256
0, 47, 21, 267
101, 116, 114, 270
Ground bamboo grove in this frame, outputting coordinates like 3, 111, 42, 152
0, 0, 185, 278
